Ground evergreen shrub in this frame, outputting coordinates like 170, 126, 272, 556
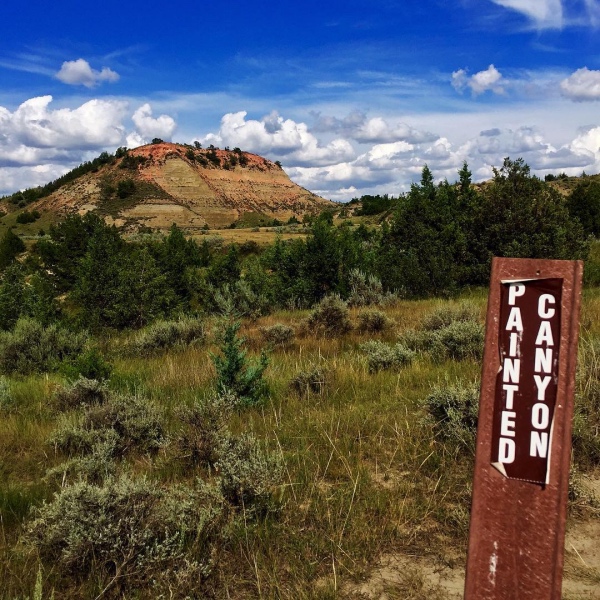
211, 322, 269, 407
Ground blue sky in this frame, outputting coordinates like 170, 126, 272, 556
1, 0, 600, 200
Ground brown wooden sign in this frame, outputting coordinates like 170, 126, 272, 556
465, 257, 582, 599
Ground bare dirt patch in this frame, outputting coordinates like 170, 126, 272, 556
344, 477, 600, 599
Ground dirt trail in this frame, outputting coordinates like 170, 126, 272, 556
345, 478, 600, 599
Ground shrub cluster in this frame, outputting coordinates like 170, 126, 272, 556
399, 304, 484, 362
217, 433, 284, 516
52, 392, 165, 459
420, 302, 480, 331
357, 308, 391, 333
25, 476, 225, 597
210, 280, 271, 319
347, 269, 387, 307
131, 316, 205, 355
423, 381, 480, 452
0, 318, 88, 374
53, 376, 109, 411
361, 340, 415, 373
49, 390, 165, 483
175, 392, 235, 468
259, 323, 295, 347
305, 294, 352, 337
290, 365, 329, 396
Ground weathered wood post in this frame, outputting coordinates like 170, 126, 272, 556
464, 257, 583, 599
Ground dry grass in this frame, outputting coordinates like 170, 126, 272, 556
191, 228, 308, 246
1, 289, 594, 599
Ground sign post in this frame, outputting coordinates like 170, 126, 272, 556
464, 257, 583, 599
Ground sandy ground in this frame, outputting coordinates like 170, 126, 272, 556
343, 476, 600, 599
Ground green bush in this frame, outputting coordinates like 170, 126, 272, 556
289, 365, 329, 396
46, 429, 118, 483
53, 377, 109, 411
420, 302, 479, 331
132, 317, 205, 355
175, 392, 234, 468
0, 318, 88, 374
424, 381, 480, 451
25, 476, 225, 596
356, 309, 390, 333
429, 320, 484, 362
306, 294, 352, 337
360, 340, 415, 373
59, 347, 112, 381
217, 433, 283, 516
211, 322, 269, 407
16, 210, 41, 224
259, 323, 295, 347
399, 308, 484, 363
210, 280, 271, 319
117, 178, 136, 198
51, 392, 165, 459
347, 269, 397, 307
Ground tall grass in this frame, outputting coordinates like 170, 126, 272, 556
4, 289, 597, 598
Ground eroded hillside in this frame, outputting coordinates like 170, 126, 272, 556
31, 143, 333, 231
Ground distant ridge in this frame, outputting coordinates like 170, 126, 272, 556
21, 143, 334, 231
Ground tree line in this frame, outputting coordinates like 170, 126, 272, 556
0, 157, 596, 331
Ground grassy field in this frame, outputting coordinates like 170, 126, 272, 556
0, 290, 599, 599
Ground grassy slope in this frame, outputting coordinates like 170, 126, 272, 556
3, 289, 599, 598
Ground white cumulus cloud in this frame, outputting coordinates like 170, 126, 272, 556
452, 65, 505, 96
6, 95, 127, 150
311, 112, 437, 145
560, 67, 600, 101
201, 111, 355, 167
132, 104, 177, 141
56, 59, 119, 88
0, 96, 182, 193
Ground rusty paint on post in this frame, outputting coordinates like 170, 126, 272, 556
464, 257, 583, 600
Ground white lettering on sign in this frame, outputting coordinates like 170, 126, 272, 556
498, 283, 525, 464
503, 358, 521, 383
529, 291, 557, 459
496, 283, 560, 470
499, 438, 516, 463
501, 411, 516, 437
535, 321, 554, 346
530, 431, 549, 459
534, 375, 552, 400
535, 347, 553, 374
508, 284, 526, 305
538, 294, 556, 319
506, 307, 523, 332
503, 384, 518, 410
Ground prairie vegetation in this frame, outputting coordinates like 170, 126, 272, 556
0, 158, 599, 598
1, 295, 599, 598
